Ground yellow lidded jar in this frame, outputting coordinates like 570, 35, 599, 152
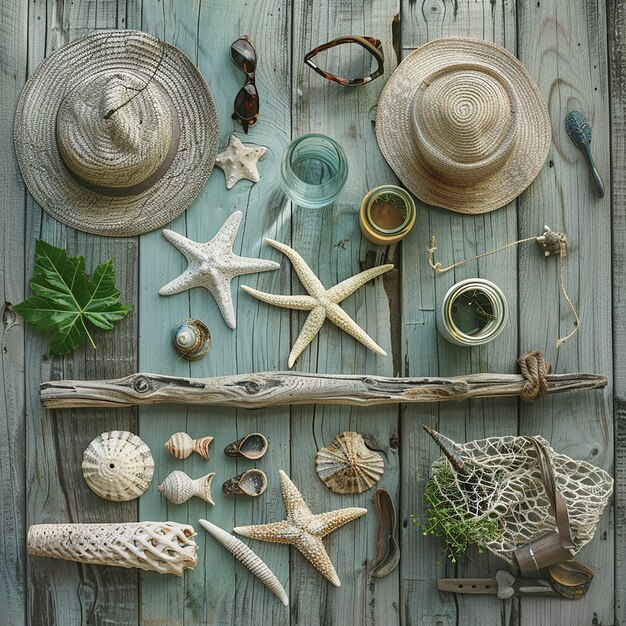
359, 185, 416, 245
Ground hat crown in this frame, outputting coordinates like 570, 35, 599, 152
56, 70, 174, 189
412, 66, 517, 185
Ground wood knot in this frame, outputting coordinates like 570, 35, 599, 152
244, 381, 260, 394
133, 376, 151, 393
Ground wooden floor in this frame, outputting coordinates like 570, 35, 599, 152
1, 0, 623, 624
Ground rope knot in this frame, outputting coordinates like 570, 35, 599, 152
518, 350, 551, 401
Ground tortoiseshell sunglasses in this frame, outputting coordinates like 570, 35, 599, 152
231, 35, 259, 133
304, 35, 384, 86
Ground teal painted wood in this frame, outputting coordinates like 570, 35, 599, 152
0, 1, 28, 624
399, 1, 521, 624
608, 2, 626, 623
138, 1, 292, 623
23, 3, 139, 625
517, 1, 613, 624
288, 1, 401, 623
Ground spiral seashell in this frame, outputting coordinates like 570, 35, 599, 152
223, 432, 268, 460
222, 469, 268, 497
27, 521, 197, 576
171, 319, 211, 360
82, 430, 154, 501
315, 431, 384, 494
158, 470, 215, 505
198, 519, 288, 605
165, 432, 213, 460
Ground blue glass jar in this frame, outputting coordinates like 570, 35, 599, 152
281, 134, 348, 208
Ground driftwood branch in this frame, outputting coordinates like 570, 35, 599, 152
40, 370, 608, 410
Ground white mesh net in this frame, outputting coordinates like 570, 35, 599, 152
428, 435, 613, 563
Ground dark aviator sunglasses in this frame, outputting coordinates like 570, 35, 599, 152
230, 35, 259, 133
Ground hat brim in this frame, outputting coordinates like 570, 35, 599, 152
375, 38, 551, 214
14, 30, 219, 236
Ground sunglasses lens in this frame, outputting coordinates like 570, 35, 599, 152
231, 38, 256, 74
234, 83, 259, 121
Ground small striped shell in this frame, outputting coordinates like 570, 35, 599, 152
82, 431, 154, 501
315, 431, 384, 494
199, 519, 288, 606
158, 471, 215, 505
165, 432, 213, 460
171, 319, 211, 360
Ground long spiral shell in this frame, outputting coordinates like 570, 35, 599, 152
165, 432, 213, 460
199, 519, 288, 606
158, 471, 215, 505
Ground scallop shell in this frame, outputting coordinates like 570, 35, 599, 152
82, 431, 154, 501
223, 432, 268, 460
165, 432, 213, 460
158, 470, 215, 505
222, 469, 268, 496
315, 431, 384, 494
199, 519, 288, 605
171, 319, 211, 360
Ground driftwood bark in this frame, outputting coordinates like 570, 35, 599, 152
40, 371, 608, 410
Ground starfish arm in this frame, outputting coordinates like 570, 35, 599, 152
326, 264, 394, 303
230, 255, 280, 276
233, 521, 298, 544
162, 229, 203, 263
293, 534, 341, 587
208, 275, 237, 329
278, 470, 312, 517
240, 285, 317, 311
266, 239, 327, 297
326, 304, 387, 357
159, 267, 205, 296
312, 508, 368, 538
287, 307, 327, 368
213, 210, 243, 248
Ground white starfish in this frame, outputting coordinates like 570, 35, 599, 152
233, 470, 367, 587
160, 211, 279, 329
240, 239, 393, 367
215, 135, 267, 189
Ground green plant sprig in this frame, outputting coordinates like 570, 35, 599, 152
416, 463, 502, 564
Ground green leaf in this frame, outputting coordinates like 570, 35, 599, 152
14, 240, 132, 356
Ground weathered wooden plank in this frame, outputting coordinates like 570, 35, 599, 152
138, 1, 292, 624
608, 1, 626, 622
400, 1, 520, 624
0, 1, 28, 624
40, 368, 608, 409
517, 0, 614, 624
289, 1, 401, 624
24, 2, 139, 625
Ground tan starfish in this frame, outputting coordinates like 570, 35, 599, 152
233, 470, 367, 587
240, 239, 393, 367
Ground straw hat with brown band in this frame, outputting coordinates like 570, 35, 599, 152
375, 38, 551, 214
14, 30, 219, 237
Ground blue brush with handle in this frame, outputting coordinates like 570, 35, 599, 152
565, 111, 605, 198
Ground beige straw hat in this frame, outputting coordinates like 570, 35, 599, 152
15, 30, 219, 236
376, 38, 551, 213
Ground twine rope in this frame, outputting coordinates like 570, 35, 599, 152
518, 350, 551, 402
427, 232, 580, 347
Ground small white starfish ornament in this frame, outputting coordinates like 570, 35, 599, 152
215, 135, 267, 189
240, 239, 393, 367
160, 211, 279, 329
233, 470, 367, 587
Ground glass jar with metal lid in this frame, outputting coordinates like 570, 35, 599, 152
359, 185, 416, 245
437, 278, 508, 346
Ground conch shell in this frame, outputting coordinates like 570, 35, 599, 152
27, 521, 197, 576
82, 430, 154, 501
315, 431, 384, 494
199, 519, 288, 605
165, 432, 213, 460
158, 471, 215, 505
